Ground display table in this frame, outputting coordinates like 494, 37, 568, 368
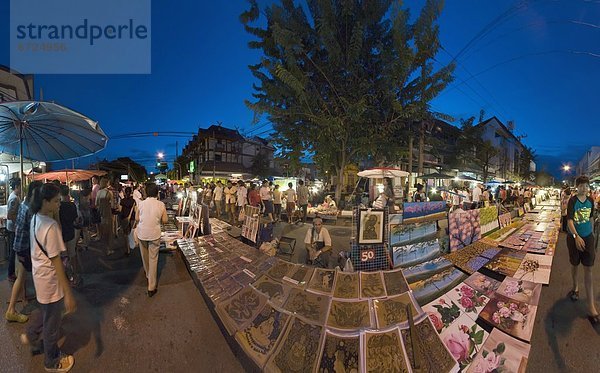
176, 200, 562, 372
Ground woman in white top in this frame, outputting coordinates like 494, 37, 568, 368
26, 183, 76, 372
135, 183, 168, 297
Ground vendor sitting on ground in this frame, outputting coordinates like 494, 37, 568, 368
323, 195, 336, 209
304, 217, 332, 267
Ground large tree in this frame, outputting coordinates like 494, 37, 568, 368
241, 0, 454, 201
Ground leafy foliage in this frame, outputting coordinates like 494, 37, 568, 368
241, 0, 454, 200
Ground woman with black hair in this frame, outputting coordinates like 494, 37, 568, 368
5, 180, 43, 323
23, 183, 76, 372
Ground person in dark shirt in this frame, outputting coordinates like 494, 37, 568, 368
566, 175, 598, 325
120, 187, 137, 255
59, 185, 79, 276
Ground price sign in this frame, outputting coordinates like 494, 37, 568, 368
361, 248, 376, 262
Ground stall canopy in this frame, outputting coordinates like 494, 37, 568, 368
29, 169, 107, 183
357, 167, 409, 178
418, 172, 455, 180
455, 174, 480, 182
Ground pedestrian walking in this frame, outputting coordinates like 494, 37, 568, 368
95, 177, 115, 256
297, 179, 309, 223
273, 184, 282, 222
283, 183, 297, 224
566, 175, 599, 325
120, 187, 137, 255
259, 180, 274, 221
224, 180, 237, 223
135, 183, 168, 297
213, 181, 224, 218
24, 183, 77, 372
59, 185, 80, 284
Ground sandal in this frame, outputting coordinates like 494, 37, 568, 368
568, 290, 579, 301
588, 314, 600, 326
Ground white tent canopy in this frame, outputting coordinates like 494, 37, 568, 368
0, 152, 38, 175
357, 167, 409, 179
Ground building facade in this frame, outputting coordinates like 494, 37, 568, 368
576, 146, 600, 182
477, 117, 536, 181
180, 124, 276, 182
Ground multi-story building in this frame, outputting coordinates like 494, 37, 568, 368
476, 116, 536, 180
576, 146, 600, 182
0, 65, 34, 103
179, 124, 276, 182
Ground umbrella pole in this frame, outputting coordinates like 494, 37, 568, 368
19, 125, 24, 198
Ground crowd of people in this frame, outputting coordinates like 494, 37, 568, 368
3, 176, 167, 372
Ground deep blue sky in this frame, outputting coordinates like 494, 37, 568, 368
1, 0, 598, 177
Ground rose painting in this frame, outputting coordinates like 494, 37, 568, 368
467, 328, 531, 373
445, 283, 490, 322
479, 294, 537, 342
440, 314, 489, 371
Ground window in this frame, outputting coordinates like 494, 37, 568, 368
215, 153, 222, 162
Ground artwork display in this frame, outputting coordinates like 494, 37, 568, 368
402, 201, 447, 224
283, 288, 331, 325
235, 304, 291, 368
307, 268, 336, 295
283, 265, 314, 287
363, 329, 411, 373
443, 283, 490, 322
251, 275, 292, 306
402, 257, 454, 283
513, 253, 553, 284
422, 294, 460, 334
358, 209, 385, 244
463, 272, 501, 298
326, 299, 372, 330
467, 328, 531, 373
373, 292, 421, 329
266, 317, 323, 373
317, 331, 361, 372
333, 272, 360, 299
439, 313, 489, 371
267, 260, 296, 281
393, 239, 441, 268
382, 268, 410, 296
479, 294, 537, 342
177, 198, 562, 373
400, 318, 460, 373
479, 206, 500, 235
448, 209, 482, 252
498, 212, 512, 229
497, 276, 542, 305
360, 271, 386, 298
215, 286, 269, 335
390, 221, 437, 247
483, 248, 527, 277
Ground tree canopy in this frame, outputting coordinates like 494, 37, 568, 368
241, 0, 454, 200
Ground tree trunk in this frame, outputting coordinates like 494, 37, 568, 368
408, 136, 413, 201
334, 151, 346, 205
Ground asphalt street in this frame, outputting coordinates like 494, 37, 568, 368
1, 217, 599, 372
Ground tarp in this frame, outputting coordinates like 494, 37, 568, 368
29, 169, 107, 183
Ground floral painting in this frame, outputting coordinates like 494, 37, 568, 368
497, 276, 542, 306
449, 209, 482, 252
467, 328, 531, 373
512, 253, 553, 285
440, 314, 489, 371
422, 295, 461, 334
479, 294, 537, 342
463, 272, 501, 298
498, 212, 512, 229
445, 284, 490, 322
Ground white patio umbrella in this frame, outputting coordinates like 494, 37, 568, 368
0, 101, 108, 191
357, 167, 409, 179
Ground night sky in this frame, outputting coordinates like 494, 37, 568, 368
0, 0, 598, 177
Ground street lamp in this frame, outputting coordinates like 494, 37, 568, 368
563, 165, 570, 172
157, 152, 164, 159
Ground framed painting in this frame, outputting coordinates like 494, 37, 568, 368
317, 331, 361, 372
235, 304, 291, 368
479, 294, 537, 342
363, 329, 411, 373
358, 209, 385, 244
467, 328, 531, 373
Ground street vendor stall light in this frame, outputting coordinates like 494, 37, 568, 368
431, 187, 437, 194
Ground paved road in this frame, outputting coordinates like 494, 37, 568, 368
2, 219, 599, 372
